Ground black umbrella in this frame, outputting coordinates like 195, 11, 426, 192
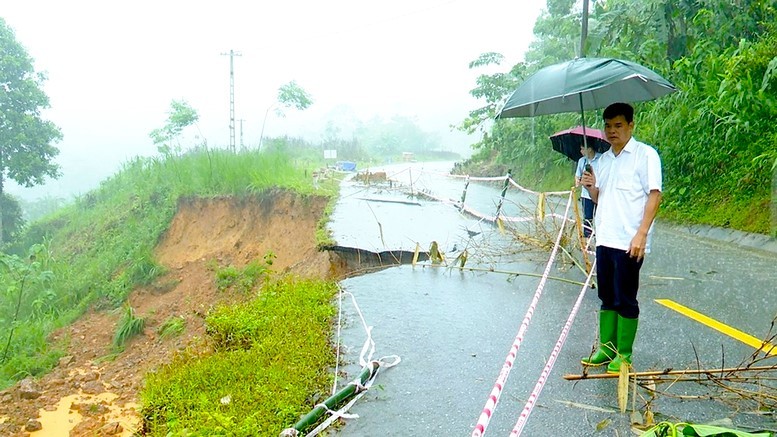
549, 126, 610, 161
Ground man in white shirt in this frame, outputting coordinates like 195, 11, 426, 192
579, 103, 663, 373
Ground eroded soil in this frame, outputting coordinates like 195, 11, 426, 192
0, 190, 343, 436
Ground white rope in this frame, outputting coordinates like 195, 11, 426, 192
305, 356, 400, 437
332, 285, 345, 396
303, 287, 401, 436
507, 176, 571, 197
468, 175, 509, 182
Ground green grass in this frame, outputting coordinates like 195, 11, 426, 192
141, 277, 338, 436
0, 147, 334, 390
157, 316, 186, 339
112, 304, 145, 351
658, 192, 771, 235
212, 254, 275, 294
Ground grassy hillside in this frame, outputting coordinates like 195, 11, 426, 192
0, 148, 335, 389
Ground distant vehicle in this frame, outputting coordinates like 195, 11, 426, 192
336, 161, 357, 171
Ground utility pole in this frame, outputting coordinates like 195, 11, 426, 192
238, 118, 245, 150
220, 49, 242, 152
580, 0, 589, 58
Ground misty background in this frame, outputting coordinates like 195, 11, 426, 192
3, 0, 545, 202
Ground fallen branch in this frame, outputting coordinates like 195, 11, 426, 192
415, 262, 587, 287
564, 364, 777, 381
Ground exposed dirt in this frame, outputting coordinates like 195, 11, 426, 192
0, 190, 347, 436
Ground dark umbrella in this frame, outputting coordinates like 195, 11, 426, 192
549, 126, 610, 162
498, 57, 676, 118
496, 57, 677, 151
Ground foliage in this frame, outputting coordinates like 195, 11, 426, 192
640, 421, 771, 437
141, 277, 338, 436
0, 18, 62, 244
0, 244, 59, 387
149, 99, 201, 156
260, 81, 313, 150
157, 316, 186, 339
354, 115, 441, 157
213, 253, 275, 294
277, 80, 313, 111
112, 304, 145, 351
16, 194, 68, 223
635, 16, 777, 234
526, 0, 579, 62
1, 193, 25, 246
0, 148, 333, 389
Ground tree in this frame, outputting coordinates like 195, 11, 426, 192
0, 18, 62, 244
0, 193, 24, 245
149, 99, 200, 156
277, 80, 313, 111
259, 81, 313, 149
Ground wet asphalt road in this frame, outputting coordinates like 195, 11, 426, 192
327, 162, 777, 437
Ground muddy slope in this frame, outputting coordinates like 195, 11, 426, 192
0, 190, 339, 436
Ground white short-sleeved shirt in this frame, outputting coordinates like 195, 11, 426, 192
575, 152, 603, 200
593, 137, 662, 252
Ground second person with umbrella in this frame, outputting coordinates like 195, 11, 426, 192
575, 142, 602, 243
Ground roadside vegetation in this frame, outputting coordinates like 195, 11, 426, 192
141, 277, 338, 435
456, 0, 777, 236
0, 147, 340, 390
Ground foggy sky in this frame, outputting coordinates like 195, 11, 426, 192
3, 0, 545, 200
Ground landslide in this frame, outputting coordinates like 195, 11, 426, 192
0, 190, 344, 436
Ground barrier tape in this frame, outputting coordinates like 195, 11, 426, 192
471, 190, 575, 437
508, 259, 597, 436
410, 167, 571, 196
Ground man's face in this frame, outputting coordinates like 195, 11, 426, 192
604, 115, 634, 150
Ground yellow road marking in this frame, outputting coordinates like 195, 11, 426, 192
655, 299, 775, 356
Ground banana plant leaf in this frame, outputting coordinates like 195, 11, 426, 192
640, 421, 773, 437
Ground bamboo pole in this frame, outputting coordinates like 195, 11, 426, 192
459, 175, 470, 212
570, 186, 592, 273
494, 170, 511, 219
281, 361, 380, 436
564, 364, 777, 381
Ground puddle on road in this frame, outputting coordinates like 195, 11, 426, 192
30, 391, 139, 436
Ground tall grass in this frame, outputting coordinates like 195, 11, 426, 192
112, 304, 146, 351
1, 147, 336, 389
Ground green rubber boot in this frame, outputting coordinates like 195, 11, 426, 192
581, 310, 618, 367
607, 316, 638, 374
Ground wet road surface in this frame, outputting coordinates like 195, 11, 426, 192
327, 162, 777, 436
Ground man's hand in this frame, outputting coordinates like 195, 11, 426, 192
627, 232, 648, 261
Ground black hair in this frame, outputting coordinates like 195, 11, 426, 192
603, 103, 634, 123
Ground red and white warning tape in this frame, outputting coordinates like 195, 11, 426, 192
471, 190, 575, 437
509, 259, 596, 436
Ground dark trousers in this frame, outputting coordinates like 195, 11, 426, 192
581, 197, 596, 237
596, 245, 644, 318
